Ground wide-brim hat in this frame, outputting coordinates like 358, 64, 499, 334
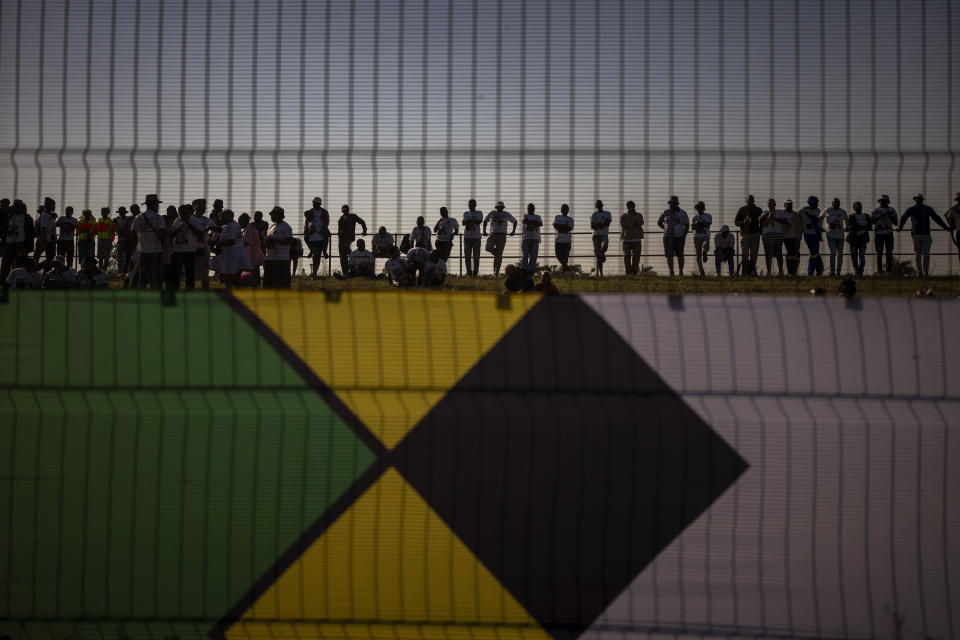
877, 194, 891, 202
143, 194, 163, 204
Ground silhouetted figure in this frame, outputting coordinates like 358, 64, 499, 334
347, 238, 375, 278
824, 198, 848, 276
943, 192, 960, 269
657, 196, 689, 276
520, 202, 542, 275
264, 206, 294, 288
483, 201, 517, 276
132, 194, 168, 290
553, 204, 574, 272
35, 197, 57, 264
760, 198, 784, 276
846, 201, 871, 276
620, 201, 644, 275
422, 249, 447, 286
534, 270, 559, 294
461, 199, 484, 276
590, 200, 612, 275
433, 207, 458, 262
735, 195, 762, 276
714, 225, 735, 276
503, 263, 534, 292
96, 207, 115, 271
800, 196, 824, 276
336, 204, 367, 276
897, 192, 949, 277
872, 194, 898, 274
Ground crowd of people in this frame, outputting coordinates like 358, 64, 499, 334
2, 190, 959, 291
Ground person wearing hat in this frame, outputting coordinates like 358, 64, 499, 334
799, 196, 824, 276
41, 254, 78, 289
115, 206, 134, 276
590, 200, 613, 276
871, 194, 898, 274
656, 196, 689, 276
336, 204, 367, 276
553, 203, 575, 273
713, 225, 736, 276
823, 198, 848, 276
483, 201, 517, 276
897, 192, 949, 277
306, 197, 330, 270
944, 192, 960, 268
34, 197, 58, 264
132, 194, 168, 289
619, 201, 644, 275
75, 209, 98, 266
690, 201, 712, 276
734, 195, 763, 276
461, 199, 484, 276
264, 206, 294, 288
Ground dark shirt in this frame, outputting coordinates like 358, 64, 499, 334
898, 204, 948, 236
735, 204, 763, 235
337, 213, 367, 242
505, 273, 535, 292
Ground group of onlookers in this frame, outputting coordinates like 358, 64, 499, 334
4, 190, 959, 290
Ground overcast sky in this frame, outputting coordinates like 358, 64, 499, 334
1, 0, 956, 238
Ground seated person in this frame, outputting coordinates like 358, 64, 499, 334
371, 226, 396, 258
4, 255, 41, 290
405, 245, 430, 284
384, 246, 414, 287
422, 250, 447, 286
504, 264, 535, 292
76, 255, 109, 288
347, 239, 375, 277
713, 224, 736, 276
42, 255, 78, 288
533, 270, 559, 294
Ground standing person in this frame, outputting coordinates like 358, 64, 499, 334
0, 200, 27, 281
714, 225, 736, 276
96, 207, 115, 271
191, 198, 217, 289
945, 192, 960, 269
239, 212, 264, 287
307, 197, 331, 255
76, 209, 97, 266
872, 194, 899, 274
735, 194, 763, 275
303, 210, 327, 278
760, 198, 784, 276
336, 204, 367, 275
56, 206, 78, 268
35, 197, 58, 264
168, 204, 204, 290
209, 198, 225, 226
0, 198, 10, 256
433, 207, 459, 262
289, 236, 304, 278
823, 198, 848, 276
690, 201, 712, 276
131, 194, 168, 289
461, 199, 484, 276
483, 201, 517, 276
264, 206, 294, 288
211, 209, 252, 288
897, 192, 950, 277
410, 215, 432, 250
115, 206, 134, 276
779, 200, 800, 275
656, 196, 689, 276
846, 201, 871, 276
253, 210, 268, 247
553, 204, 574, 272
590, 200, 612, 275
800, 196, 825, 276
620, 200, 644, 275
519, 202, 542, 274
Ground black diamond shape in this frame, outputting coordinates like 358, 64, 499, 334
394, 296, 748, 640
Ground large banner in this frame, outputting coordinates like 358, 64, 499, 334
1, 291, 957, 639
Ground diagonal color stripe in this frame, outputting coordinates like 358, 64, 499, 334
230, 290, 540, 449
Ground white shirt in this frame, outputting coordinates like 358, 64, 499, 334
775, 210, 795, 236
371, 232, 395, 252
384, 256, 409, 280
423, 257, 447, 280
521, 213, 543, 241
410, 225, 432, 248
762, 210, 783, 236
305, 218, 326, 243
691, 212, 712, 239
406, 246, 430, 264
553, 215, 574, 243
43, 268, 77, 286
484, 210, 517, 234
265, 220, 293, 260
824, 208, 848, 240
850, 211, 871, 236
39, 212, 58, 241
170, 216, 204, 253
5, 268, 41, 289
462, 210, 484, 239
590, 210, 612, 236
348, 249, 375, 269
218, 220, 243, 247
799, 207, 821, 234
5, 213, 25, 244
872, 206, 898, 234
659, 208, 689, 237
133, 210, 166, 253
714, 231, 736, 253
435, 217, 459, 242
